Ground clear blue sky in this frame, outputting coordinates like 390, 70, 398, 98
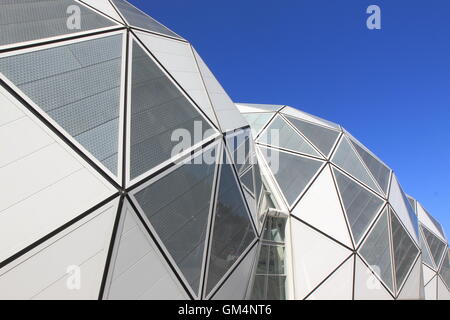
129, 0, 450, 233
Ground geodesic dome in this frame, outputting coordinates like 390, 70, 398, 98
236, 103, 449, 300
0, 0, 265, 299
0, 0, 448, 301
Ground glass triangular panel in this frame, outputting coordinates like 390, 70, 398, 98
0, 34, 123, 176
241, 113, 274, 137
349, 138, 391, 194
129, 40, 213, 180
206, 148, 256, 296
240, 167, 254, 195
390, 211, 420, 291
333, 168, 384, 244
257, 115, 321, 158
133, 145, 218, 296
260, 146, 324, 207
439, 248, 450, 289
110, 0, 182, 39
285, 115, 340, 157
0, 0, 116, 47
359, 208, 394, 292
331, 137, 380, 192
420, 228, 435, 268
422, 226, 447, 267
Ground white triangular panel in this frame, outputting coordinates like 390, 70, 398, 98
291, 219, 352, 299
423, 264, 436, 284
424, 276, 437, 300
106, 201, 188, 300
281, 106, 339, 129
212, 244, 258, 300
397, 258, 421, 300
291, 165, 352, 248
135, 31, 219, 127
0, 88, 117, 264
80, 0, 125, 23
389, 174, 419, 244
417, 203, 447, 242
306, 256, 354, 300
0, 198, 119, 299
437, 276, 450, 300
235, 103, 284, 113
354, 255, 393, 300
192, 48, 248, 132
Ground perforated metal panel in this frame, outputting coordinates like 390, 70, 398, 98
333, 168, 384, 244
134, 147, 218, 295
206, 150, 256, 296
129, 41, 213, 179
359, 209, 394, 291
0, 34, 123, 175
0, 0, 116, 46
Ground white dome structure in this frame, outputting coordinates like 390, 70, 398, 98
0, 0, 448, 300
236, 103, 449, 300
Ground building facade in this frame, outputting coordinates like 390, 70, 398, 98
0, 0, 448, 300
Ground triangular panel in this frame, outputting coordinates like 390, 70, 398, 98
437, 276, 450, 300
80, 0, 125, 23
420, 227, 435, 269
106, 200, 188, 300
422, 226, 447, 268
192, 48, 248, 132
417, 203, 446, 241
331, 137, 380, 192
359, 208, 394, 292
440, 248, 450, 290
291, 165, 352, 248
134, 31, 219, 127
349, 137, 391, 194
257, 115, 322, 158
388, 174, 419, 244
397, 258, 422, 300
0, 34, 124, 177
129, 39, 214, 181
290, 219, 352, 299
280, 106, 340, 129
241, 113, 274, 137
206, 148, 257, 296
0, 198, 119, 299
306, 256, 354, 300
285, 115, 340, 157
132, 144, 218, 296
110, 0, 182, 39
259, 146, 324, 207
354, 255, 394, 300
390, 212, 420, 292
236, 103, 284, 112
424, 276, 437, 300
333, 168, 385, 245
212, 244, 258, 300
0, 0, 117, 48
